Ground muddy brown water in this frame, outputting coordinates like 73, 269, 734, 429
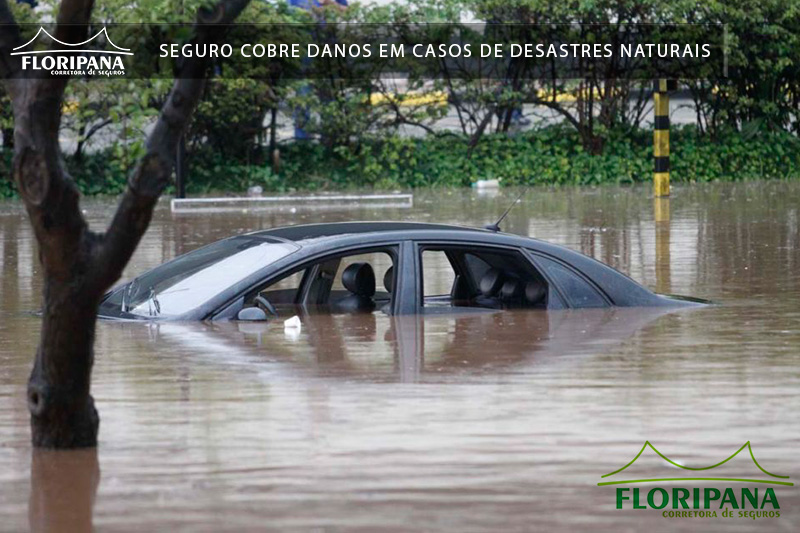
1, 183, 799, 532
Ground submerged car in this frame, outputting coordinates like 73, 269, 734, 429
99, 222, 703, 321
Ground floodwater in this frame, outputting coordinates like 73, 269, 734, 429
0, 182, 799, 532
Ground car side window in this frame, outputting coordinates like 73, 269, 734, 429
307, 249, 397, 314
244, 247, 399, 318
419, 246, 551, 310
420, 250, 457, 301
534, 255, 608, 308
330, 252, 395, 297
260, 269, 306, 305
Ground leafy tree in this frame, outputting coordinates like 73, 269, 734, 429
678, 0, 800, 137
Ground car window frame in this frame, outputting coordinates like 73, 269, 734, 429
413, 241, 553, 310
417, 248, 462, 301
209, 242, 402, 319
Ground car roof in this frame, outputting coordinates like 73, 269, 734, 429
247, 221, 664, 308
250, 222, 492, 242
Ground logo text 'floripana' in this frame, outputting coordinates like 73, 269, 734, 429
616, 487, 779, 510
600, 442, 791, 520
21, 54, 125, 75
11, 27, 132, 77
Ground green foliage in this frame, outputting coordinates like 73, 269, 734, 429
4, 124, 793, 198
675, 0, 800, 135
2, 0, 800, 198
0, 149, 13, 198
190, 79, 277, 159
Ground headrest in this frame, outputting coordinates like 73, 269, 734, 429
342, 262, 376, 297
479, 269, 504, 296
501, 279, 522, 300
525, 279, 546, 304
383, 266, 394, 293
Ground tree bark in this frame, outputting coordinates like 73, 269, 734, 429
0, 0, 251, 448
28, 271, 104, 447
1, 127, 11, 148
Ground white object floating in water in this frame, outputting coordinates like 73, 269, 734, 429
473, 179, 500, 189
284, 316, 302, 339
170, 193, 413, 213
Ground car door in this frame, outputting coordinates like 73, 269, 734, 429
211, 241, 411, 319
412, 240, 564, 312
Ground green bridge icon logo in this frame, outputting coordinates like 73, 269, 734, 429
598, 441, 793, 487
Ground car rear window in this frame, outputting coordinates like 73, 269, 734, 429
534, 255, 608, 308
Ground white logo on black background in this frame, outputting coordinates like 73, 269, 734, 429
11, 26, 132, 76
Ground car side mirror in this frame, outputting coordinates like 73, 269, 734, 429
237, 307, 269, 321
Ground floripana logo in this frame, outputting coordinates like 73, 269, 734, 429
11, 26, 132, 77
599, 441, 792, 521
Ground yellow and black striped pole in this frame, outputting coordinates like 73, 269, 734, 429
653, 80, 676, 197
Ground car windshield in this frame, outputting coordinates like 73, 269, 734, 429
104, 236, 298, 318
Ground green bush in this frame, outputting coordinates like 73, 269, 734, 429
0, 149, 13, 198
3, 124, 795, 198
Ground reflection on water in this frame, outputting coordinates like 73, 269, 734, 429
1, 182, 799, 531
152, 307, 677, 382
29, 450, 99, 533
654, 198, 671, 294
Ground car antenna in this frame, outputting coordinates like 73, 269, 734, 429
484, 188, 528, 232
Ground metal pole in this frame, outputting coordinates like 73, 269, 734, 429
269, 107, 279, 173
175, 135, 186, 199
653, 79, 673, 198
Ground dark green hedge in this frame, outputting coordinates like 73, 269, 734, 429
2, 125, 799, 198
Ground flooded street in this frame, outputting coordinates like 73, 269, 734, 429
1, 182, 799, 531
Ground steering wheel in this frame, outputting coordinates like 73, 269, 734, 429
254, 295, 278, 317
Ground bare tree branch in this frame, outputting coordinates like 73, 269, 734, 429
0, 3, 89, 284
5, 0, 97, 284
53, 0, 95, 42
41, 0, 96, 101
93, 0, 252, 292
466, 105, 496, 156
0, 0, 22, 82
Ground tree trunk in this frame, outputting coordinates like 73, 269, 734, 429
1, 0, 252, 449
73, 122, 86, 163
28, 278, 101, 448
269, 107, 279, 173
